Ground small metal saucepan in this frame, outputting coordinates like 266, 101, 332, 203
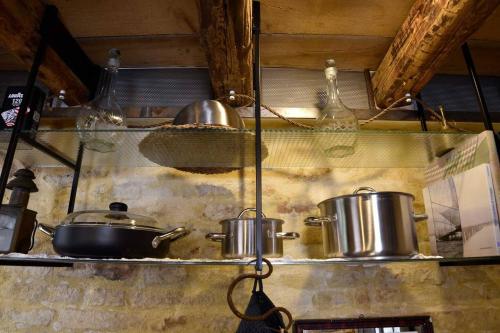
305, 187, 427, 259
38, 202, 189, 259
206, 208, 299, 258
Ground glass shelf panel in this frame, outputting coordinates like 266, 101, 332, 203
0, 253, 498, 267
2, 128, 476, 168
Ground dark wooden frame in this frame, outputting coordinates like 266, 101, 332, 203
294, 316, 434, 333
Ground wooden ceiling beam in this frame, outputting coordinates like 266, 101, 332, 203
371, 0, 500, 108
0, 0, 92, 105
197, 0, 252, 104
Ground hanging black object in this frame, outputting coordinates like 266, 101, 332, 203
228, 259, 292, 333
236, 278, 285, 333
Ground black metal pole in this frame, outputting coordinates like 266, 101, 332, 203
0, 6, 56, 205
67, 143, 84, 213
462, 43, 494, 131
415, 93, 428, 131
252, 0, 263, 272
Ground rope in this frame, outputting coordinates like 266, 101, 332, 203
217, 93, 315, 129
359, 95, 412, 125
411, 96, 470, 132
127, 119, 173, 128
127, 93, 471, 132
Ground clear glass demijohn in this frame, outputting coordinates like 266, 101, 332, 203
76, 48, 126, 153
317, 59, 358, 130
317, 59, 359, 157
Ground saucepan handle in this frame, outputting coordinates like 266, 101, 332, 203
413, 213, 428, 222
38, 223, 55, 239
304, 216, 333, 226
275, 232, 300, 240
205, 233, 226, 242
152, 227, 189, 248
353, 187, 376, 194
237, 208, 267, 219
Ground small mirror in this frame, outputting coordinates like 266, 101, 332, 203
294, 316, 434, 333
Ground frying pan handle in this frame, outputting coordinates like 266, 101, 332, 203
413, 213, 428, 222
275, 232, 300, 240
205, 233, 226, 242
152, 227, 189, 249
304, 216, 334, 226
38, 223, 55, 239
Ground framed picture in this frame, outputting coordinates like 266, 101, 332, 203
294, 316, 434, 333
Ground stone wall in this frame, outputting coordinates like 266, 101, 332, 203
0, 166, 499, 332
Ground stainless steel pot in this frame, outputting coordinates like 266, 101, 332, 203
173, 100, 245, 129
206, 208, 299, 258
305, 187, 427, 259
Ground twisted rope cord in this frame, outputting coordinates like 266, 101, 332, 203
125, 92, 470, 132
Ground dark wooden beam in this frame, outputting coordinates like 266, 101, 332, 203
0, 0, 91, 105
198, 0, 252, 105
372, 0, 500, 108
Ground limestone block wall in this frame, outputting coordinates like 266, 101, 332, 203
0, 166, 499, 332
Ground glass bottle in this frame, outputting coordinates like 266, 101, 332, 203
76, 48, 126, 153
316, 59, 358, 158
317, 59, 358, 131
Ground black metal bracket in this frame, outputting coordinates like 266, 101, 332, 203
462, 42, 500, 160
19, 134, 76, 169
67, 143, 84, 213
462, 43, 493, 131
0, 5, 92, 215
0, 258, 73, 267
45, 5, 101, 98
439, 256, 500, 267
415, 93, 428, 131
0, 6, 55, 205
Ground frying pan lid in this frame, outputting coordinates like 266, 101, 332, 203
62, 202, 158, 228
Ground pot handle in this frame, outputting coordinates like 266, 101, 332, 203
38, 223, 55, 239
152, 227, 189, 249
275, 232, 300, 240
413, 213, 428, 222
353, 187, 376, 194
238, 208, 267, 219
304, 216, 334, 226
205, 233, 226, 242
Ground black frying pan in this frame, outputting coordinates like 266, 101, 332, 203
38, 223, 189, 259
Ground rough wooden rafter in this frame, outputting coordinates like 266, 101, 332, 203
372, 0, 500, 108
0, 0, 90, 105
197, 0, 253, 105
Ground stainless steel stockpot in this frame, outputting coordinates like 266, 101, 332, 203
305, 187, 427, 259
206, 208, 299, 258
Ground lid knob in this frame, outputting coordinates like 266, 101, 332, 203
109, 202, 128, 212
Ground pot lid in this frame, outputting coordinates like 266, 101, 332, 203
319, 187, 414, 205
61, 202, 159, 228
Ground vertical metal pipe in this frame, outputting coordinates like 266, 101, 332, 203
0, 6, 56, 205
252, 0, 263, 272
416, 93, 428, 131
462, 43, 494, 131
67, 143, 84, 214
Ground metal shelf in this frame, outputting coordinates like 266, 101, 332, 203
0, 253, 498, 267
3, 128, 476, 169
